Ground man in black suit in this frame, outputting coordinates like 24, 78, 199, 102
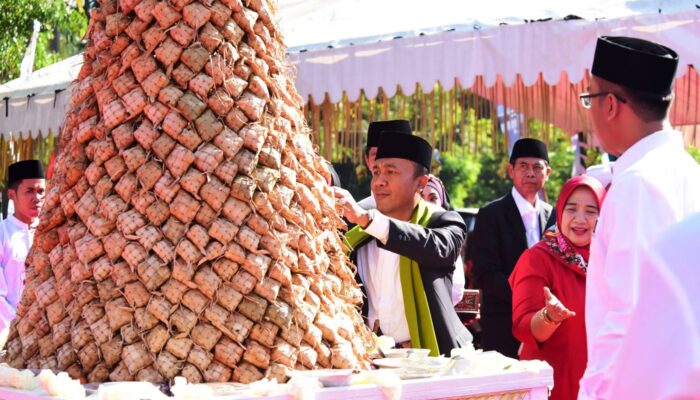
335, 130, 472, 355
471, 138, 553, 358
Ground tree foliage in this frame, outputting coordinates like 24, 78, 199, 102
437, 119, 576, 208
687, 146, 700, 164
0, 0, 87, 82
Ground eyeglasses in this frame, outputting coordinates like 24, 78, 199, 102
515, 163, 547, 174
579, 92, 628, 109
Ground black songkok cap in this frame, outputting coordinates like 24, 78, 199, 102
8, 160, 45, 185
510, 138, 549, 163
366, 120, 412, 150
376, 131, 432, 170
592, 36, 679, 100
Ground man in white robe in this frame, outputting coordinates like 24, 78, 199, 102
609, 213, 700, 399
578, 36, 700, 399
0, 160, 46, 337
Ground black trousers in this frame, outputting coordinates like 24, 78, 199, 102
479, 313, 520, 359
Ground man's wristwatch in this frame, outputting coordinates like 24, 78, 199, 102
362, 209, 375, 229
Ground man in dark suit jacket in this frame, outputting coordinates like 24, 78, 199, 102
335, 130, 472, 355
471, 138, 553, 358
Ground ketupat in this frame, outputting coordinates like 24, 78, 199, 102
2, 0, 373, 384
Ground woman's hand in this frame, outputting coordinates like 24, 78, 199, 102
543, 287, 576, 323
531, 286, 576, 343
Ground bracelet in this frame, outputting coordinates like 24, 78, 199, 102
541, 307, 561, 325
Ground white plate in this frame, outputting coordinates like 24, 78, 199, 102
286, 369, 357, 387
382, 348, 431, 358
372, 357, 449, 369
394, 369, 441, 380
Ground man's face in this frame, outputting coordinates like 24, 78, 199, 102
8, 179, 46, 223
365, 147, 378, 174
372, 158, 425, 217
507, 157, 551, 199
587, 76, 617, 154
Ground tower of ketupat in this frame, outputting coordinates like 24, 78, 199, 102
2, 0, 374, 384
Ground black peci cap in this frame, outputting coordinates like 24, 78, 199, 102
366, 119, 412, 150
8, 160, 45, 185
592, 36, 678, 100
376, 131, 433, 170
510, 138, 549, 163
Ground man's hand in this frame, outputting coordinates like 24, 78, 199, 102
333, 187, 370, 228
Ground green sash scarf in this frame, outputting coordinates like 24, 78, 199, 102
345, 200, 440, 356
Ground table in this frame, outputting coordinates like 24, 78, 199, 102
0, 367, 552, 400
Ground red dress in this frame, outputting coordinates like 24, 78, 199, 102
509, 175, 604, 400
510, 238, 588, 400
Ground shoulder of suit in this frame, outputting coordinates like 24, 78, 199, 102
477, 193, 511, 215
427, 207, 466, 228
489, 193, 512, 208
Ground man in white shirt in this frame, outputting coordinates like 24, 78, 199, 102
337, 130, 472, 355
0, 160, 46, 340
470, 138, 553, 358
608, 213, 700, 399
578, 36, 700, 399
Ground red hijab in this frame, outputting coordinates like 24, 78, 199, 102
535, 176, 606, 274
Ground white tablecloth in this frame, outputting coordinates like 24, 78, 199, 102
0, 368, 552, 400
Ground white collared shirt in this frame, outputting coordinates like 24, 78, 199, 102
579, 129, 700, 400
0, 214, 36, 331
357, 211, 410, 342
356, 195, 465, 303
511, 187, 541, 248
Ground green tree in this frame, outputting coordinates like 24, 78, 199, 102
438, 117, 577, 208
542, 135, 575, 204
439, 150, 481, 208
0, 0, 87, 82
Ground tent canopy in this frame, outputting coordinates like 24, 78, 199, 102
1, 1, 699, 139
279, 0, 699, 52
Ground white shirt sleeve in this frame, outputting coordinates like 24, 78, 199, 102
452, 256, 465, 304
0, 234, 17, 332
363, 210, 390, 245
579, 178, 676, 399
364, 209, 465, 305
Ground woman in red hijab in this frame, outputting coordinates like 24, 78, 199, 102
509, 176, 606, 400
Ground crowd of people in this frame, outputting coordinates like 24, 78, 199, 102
2, 34, 700, 399
337, 35, 700, 399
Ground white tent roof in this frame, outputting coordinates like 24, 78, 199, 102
289, 9, 700, 103
1, 1, 699, 139
278, 0, 699, 52
3, 0, 697, 99
0, 54, 82, 100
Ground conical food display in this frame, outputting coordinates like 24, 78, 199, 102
2, 0, 373, 384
